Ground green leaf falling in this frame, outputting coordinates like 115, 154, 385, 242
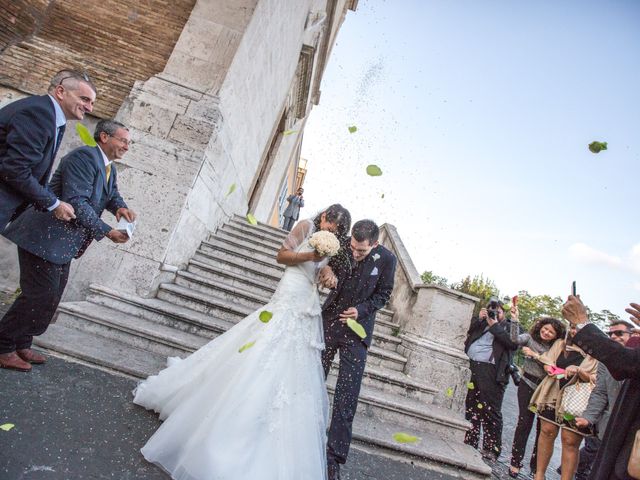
366, 164, 383, 176
238, 341, 256, 353
75, 123, 97, 147
259, 311, 273, 323
346, 318, 367, 339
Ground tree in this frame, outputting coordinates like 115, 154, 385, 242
420, 270, 449, 287
514, 290, 564, 332
450, 274, 500, 317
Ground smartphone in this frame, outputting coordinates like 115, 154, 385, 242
571, 281, 577, 296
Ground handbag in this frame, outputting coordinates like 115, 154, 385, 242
560, 381, 594, 418
628, 430, 640, 479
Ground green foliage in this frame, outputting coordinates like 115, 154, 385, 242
451, 274, 500, 316
420, 270, 449, 287
515, 290, 564, 332
586, 308, 621, 331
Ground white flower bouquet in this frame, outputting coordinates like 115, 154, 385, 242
308, 230, 341, 257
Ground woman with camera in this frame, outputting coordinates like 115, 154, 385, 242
508, 315, 566, 478
529, 323, 597, 480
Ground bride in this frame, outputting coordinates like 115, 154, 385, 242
133, 204, 352, 480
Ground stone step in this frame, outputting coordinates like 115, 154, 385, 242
182, 263, 396, 327
54, 302, 209, 358
85, 284, 234, 338
42, 310, 462, 444
34, 325, 486, 479
350, 416, 491, 479
154, 283, 406, 371
214, 225, 283, 251
207, 231, 279, 258
327, 373, 469, 443
217, 223, 283, 250
193, 248, 284, 279
187, 258, 281, 292
331, 360, 435, 404
173, 270, 401, 353
201, 237, 280, 267
34, 323, 166, 379
227, 218, 288, 245
57, 298, 433, 404
230, 214, 288, 240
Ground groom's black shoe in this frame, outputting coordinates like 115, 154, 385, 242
328, 462, 341, 480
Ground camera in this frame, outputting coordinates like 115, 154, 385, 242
487, 297, 501, 320
507, 364, 522, 386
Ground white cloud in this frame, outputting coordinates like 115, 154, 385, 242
568, 243, 624, 269
569, 242, 640, 275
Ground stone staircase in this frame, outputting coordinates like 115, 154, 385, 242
35, 215, 490, 479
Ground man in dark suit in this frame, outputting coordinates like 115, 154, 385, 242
282, 187, 304, 231
319, 220, 397, 480
0, 119, 135, 372
564, 297, 640, 480
0, 69, 97, 231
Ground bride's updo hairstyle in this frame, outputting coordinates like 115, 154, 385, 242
313, 204, 351, 239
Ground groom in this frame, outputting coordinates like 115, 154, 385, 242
320, 219, 397, 480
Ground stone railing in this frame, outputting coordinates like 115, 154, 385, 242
379, 224, 478, 412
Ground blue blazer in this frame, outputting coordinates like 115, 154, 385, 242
322, 243, 397, 347
3, 145, 127, 265
0, 95, 61, 231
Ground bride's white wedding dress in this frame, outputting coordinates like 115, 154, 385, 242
133, 220, 328, 480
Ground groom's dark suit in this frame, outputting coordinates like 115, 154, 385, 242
0, 145, 127, 354
321, 242, 397, 466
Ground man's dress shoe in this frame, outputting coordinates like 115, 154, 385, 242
17, 348, 47, 364
0, 352, 32, 372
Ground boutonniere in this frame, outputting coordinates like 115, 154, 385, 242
372, 253, 380, 262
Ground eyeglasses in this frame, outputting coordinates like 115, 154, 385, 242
108, 135, 133, 146
607, 330, 631, 338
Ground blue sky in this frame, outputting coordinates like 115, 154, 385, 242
301, 0, 639, 318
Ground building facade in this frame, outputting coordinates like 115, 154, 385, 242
0, 0, 358, 299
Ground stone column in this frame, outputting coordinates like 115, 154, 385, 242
379, 224, 478, 412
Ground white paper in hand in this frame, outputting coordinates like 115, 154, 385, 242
116, 217, 137, 238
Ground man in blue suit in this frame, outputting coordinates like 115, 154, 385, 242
0, 69, 97, 231
0, 119, 136, 371
319, 220, 397, 480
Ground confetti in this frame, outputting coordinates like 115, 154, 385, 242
0, 423, 15, 431
246, 213, 258, 225
348, 125, 358, 134
238, 341, 256, 353
259, 311, 273, 323
75, 123, 97, 147
445, 387, 454, 398
380, 193, 385, 199
225, 183, 236, 198
366, 164, 382, 176
393, 432, 420, 444
477, 403, 484, 409
283, 130, 297, 136
588, 141, 607, 153
563, 413, 575, 422
346, 318, 366, 339
467, 382, 475, 390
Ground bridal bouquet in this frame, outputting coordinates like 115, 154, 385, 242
308, 231, 340, 257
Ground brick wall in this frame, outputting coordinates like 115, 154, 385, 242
0, 0, 195, 117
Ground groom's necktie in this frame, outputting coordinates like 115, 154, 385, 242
53, 125, 65, 157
